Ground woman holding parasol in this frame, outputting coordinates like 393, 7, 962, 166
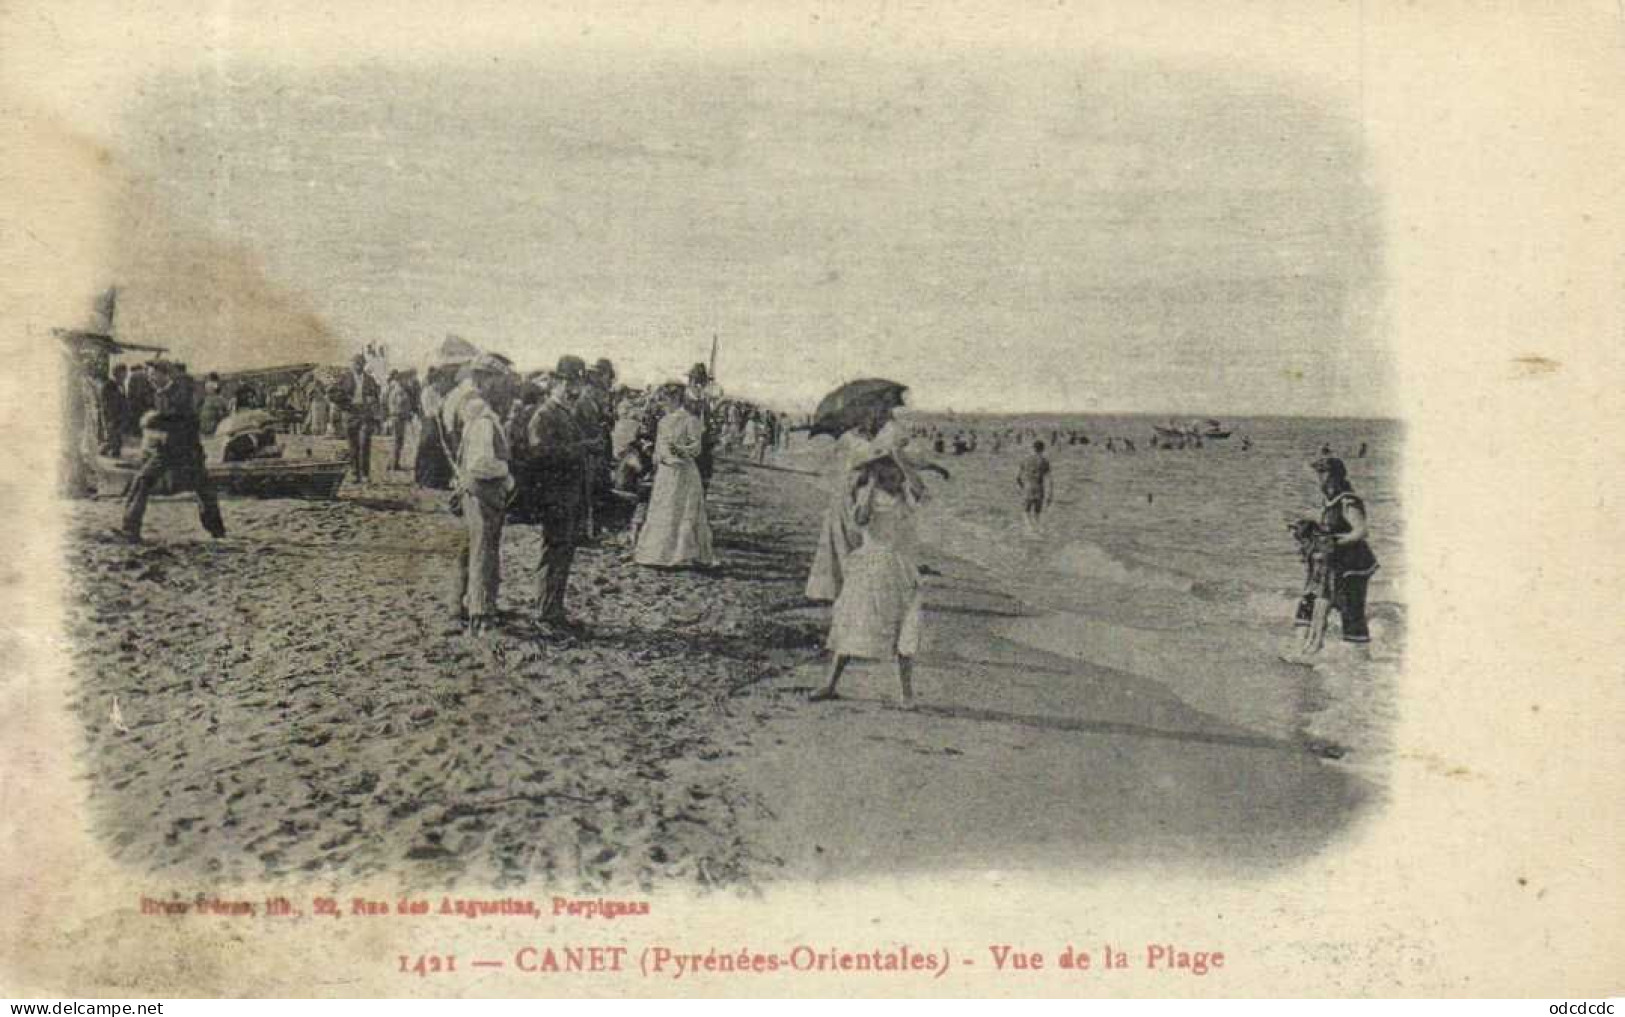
811, 445, 926, 705
803, 379, 947, 602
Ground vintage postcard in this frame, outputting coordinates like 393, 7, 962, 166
1, 0, 1621, 998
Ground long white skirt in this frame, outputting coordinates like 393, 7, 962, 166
805, 488, 859, 601
827, 541, 921, 659
634, 459, 716, 567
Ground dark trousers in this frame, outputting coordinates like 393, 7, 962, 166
579, 456, 604, 539
346, 419, 374, 480
122, 445, 225, 539
98, 417, 124, 457
536, 498, 580, 622
1333, 572, 1372, 643
390, 415, 411, 469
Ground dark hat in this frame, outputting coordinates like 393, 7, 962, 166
555, 355, 586, 380
592, 358, 616, 378
687, 362, 710, 384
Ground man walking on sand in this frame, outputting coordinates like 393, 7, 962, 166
1017, 440, 1053, 532
121, 361, 226, 542
525, 355, 591, 633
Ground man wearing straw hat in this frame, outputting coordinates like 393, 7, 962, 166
450, 354, 515, 634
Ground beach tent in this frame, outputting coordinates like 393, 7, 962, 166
425, 334, 481, 372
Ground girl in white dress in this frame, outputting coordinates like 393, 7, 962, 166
810, 450, 922, 706
633, 385, 717, 569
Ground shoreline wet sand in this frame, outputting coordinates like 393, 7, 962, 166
63, 445, 1381, 892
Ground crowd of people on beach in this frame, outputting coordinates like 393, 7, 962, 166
72, 334, 797, 640
72, 336, 1379, 672
350, 351, 794, 636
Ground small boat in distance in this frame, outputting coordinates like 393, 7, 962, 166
1153, 419, 1232, 440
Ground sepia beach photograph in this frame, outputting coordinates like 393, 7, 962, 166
5, 0, 1622, 999
46, 31, 1407, 890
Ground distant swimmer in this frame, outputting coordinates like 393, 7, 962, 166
1017, 440, 1054, 531
1241, 435, 1252, 451
1357, 441, 1368, 458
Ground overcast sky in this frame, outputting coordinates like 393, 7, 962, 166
99, 33, 1386, 416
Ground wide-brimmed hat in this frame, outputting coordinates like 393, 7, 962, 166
845, 442, 898, 472
592, 358, 615, 378
468, 353, 511, 376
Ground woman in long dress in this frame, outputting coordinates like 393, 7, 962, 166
804, 403, 946, 601
811, 451, 923, 706
803, 429, 872, 601
634, 384, 717, 569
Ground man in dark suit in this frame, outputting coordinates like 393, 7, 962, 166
331, 353, 381, 482
121, 361, 225, 542
524, 355, 591, 630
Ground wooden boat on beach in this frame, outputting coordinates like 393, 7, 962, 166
93, 449, 349, 500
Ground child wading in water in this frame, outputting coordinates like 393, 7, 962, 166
1284, 518, 1336, 660
810, 450, 923, 707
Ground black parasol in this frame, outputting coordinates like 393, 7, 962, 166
807, 378, 908, 439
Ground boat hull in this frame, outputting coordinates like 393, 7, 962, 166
93, 454, 349, 500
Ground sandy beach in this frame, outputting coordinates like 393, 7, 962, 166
63, 445, 1381, 893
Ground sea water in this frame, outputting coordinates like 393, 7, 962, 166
786, 413, 1404, 746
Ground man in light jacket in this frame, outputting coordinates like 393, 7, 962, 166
451, 355, 515, 635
